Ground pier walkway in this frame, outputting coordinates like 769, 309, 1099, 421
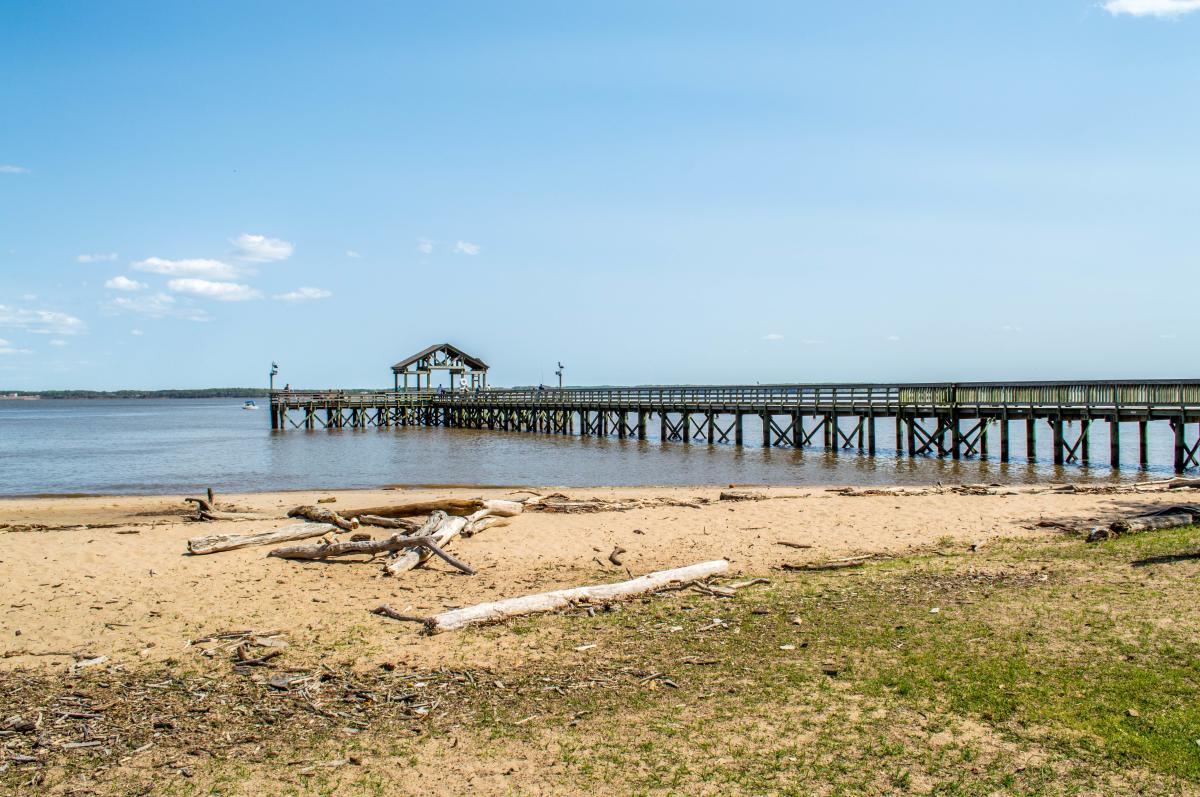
270, 380, 1200, 472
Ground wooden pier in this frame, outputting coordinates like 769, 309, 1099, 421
269, 381, 1200, 472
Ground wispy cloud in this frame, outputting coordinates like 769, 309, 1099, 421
0, 164, 29, 174
417, 238, 434, 255
107, 292, 208, 320
168, 278, 261, 301
104, 275, 146, 291
231, 233, 293, 263
0, 305, 87, 335
452, 241, 481, 255
762, 333, 784, 341
77, 252, 118, 263
131, 329, 144, 336
345, 249, 361, 259
274, 287, 332, 302
1103, 0, 1200, 16
886, 335, 901, 342
49, 339, 68, 347
0, 338, 32, 355
132, 257, 237, 279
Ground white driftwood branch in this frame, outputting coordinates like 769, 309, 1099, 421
384, 511, 468, 576
425, 559, 730, 633
187, 523, 338, 555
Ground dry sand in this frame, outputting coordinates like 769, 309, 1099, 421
0, 482, 1185, 674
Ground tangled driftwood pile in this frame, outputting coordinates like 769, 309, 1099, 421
184, 491, 729, 634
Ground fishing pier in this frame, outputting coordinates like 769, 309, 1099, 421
269, 345, 1200, 472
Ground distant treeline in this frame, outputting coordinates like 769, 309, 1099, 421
1, 388, 272, 399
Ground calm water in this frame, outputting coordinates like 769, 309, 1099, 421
0, 398, 1187, 496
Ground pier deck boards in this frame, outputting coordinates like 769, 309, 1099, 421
269, 381, 1200, 472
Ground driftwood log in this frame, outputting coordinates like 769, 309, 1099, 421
267, 531, 475, 574
187, 523, 338, 555
462, 516, 508, 537
358, 515, 423, 532
1087, 512, 1195, 542
385, 512, 468, 576
424, 559, 730, 634
341, 499, 484, 520
287, 505, 358, 530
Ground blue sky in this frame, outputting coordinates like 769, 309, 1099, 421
1, 0, 1198, 389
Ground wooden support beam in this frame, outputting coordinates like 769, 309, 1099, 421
1080, 418, 1091, 465
793, 411, 803, 448
1026, 417, 1037, 461
1174, 418, 1186, 473
637, 411, 647, 440
1000, 415, 1009, 462
735, 413, 744, 446
762, 412, 771, 448
1109, 417, 1120, 469
951, 412, 961, 460
906, 415, 916, 457
867, 412, 876, 455
660, 412, 668, 443
1140, 420, 1149, 468
1053, 416, 1065, 465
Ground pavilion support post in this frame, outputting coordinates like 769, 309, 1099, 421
637, 411, 646, 440
1053, 416, 1065, 465
1026, 417, 1037, 461
1139, 420, 1149, 468
734, 413, 744, 446
1109, 417, 1120, 468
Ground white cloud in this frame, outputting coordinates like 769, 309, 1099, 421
231, 233, 294, 263
1104, 0, 1200, 16
20, 293, 37, 301
762, 333, 784, 341
274, 287, 332, 302
417, 238, 434, 255
107, 292, 208, 321
345, 249, 361, 258
49, 339, 67, 347
0, 338, 32, 354
104, 275, 146, 291
0, 164, 29, 174
886, 335, 901, 342
168, 278, 261, 301
0, 305, 87, 335
1001, 324, 1023, 334
77, 252, 118, 263
452, 241, 481, 255
133, 256, 237, 279
131, 329, 144, 336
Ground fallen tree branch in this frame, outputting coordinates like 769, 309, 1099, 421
268, 533, 438, 560
187, 523, 338, 555
369, 604, 426, 623
341, 499, 484, 519
424, 560, 730, 634
1087, 513, 1195, 542
287, 505, 358, 530
358, 515, 423, 532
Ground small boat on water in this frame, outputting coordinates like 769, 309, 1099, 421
242, 400, 259, 410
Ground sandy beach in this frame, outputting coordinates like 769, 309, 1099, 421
0, 482, 1179, 673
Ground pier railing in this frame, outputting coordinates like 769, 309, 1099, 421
271, 381, 1200, 412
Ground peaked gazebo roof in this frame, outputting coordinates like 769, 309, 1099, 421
390, 343, 489, 373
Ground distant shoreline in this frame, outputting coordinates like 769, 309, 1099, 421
0, 389, 272, 400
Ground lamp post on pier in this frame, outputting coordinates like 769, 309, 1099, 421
269, 361, 279, 392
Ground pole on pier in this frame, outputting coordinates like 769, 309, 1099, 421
660, 413, 668, 443
762, 412, 771, 448
708, 412, 716, 444
793, 411, 803, 448
617, 411, 627, 438
734, 413, 744, 446
895, 415, 903, 454
867, 412, 876, 455
682, 411, 691, 443
905, 415, 916, 457
1139, 420, 1149, 468
1026, 418, 1037, 461
1109, 416, 1120, 468
980, 420, 989, 459
637, 411, 647, 440
1080, 418, 1091, 465
270, 401, 279, 430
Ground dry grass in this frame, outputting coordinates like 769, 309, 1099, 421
5, 525, 1200, 795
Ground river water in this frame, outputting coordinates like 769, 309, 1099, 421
0, 398, 1186, 496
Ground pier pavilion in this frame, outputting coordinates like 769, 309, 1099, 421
391, 343, 488, 392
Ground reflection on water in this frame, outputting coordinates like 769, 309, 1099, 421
0, 399, 1188, 496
